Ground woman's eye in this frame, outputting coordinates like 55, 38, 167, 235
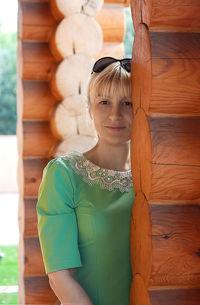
123, 101, 132, 107
99, 101, 109, 105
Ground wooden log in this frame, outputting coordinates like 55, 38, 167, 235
149, 288, 200, 305
131, 107, 152, 199
149, 203, 200, 286
24, 237, 45, 276
131, 0, 200, 33
23, 121, 58, 158
151, 130, 200, 166
151, 163, 200, 201
96, 42, 125, 59
50, 14, 102, 60
22, 2, 56, 42
24, 158, 49, 197
51, 103, 78, 139
55, 135, 97, 156
21, 0, 129, 4
23, 42, 56, 81
23, 81, 57, 121
24, 276, 58, 304
150, 58, 200, 115
130, 273, 151, 305
24, 198, 38, 237
150, 32, 200, 59
130, 192, 152, 285
22, 2, 125, 43
132, 23, 152, 114
95, 4, 125, 43
51, 54, 93, 99
77, 111, 97, 138
50, 0, 103, 17
150, 6, 200, 32
57, 95, 87, 117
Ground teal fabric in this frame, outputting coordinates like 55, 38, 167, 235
37, 154, 135, 305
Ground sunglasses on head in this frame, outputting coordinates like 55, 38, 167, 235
91, 56, 131, 74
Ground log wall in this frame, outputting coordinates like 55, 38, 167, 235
130, 0, 200, 304
17, 0, 130, 304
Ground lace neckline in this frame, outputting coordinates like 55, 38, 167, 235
63, 151, 133, 193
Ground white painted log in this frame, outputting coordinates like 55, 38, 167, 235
55, 134, 97, 156
55, 0, 103, 17
54, 14, 103, 58
96, 42, 125, 60
62, 95, 87, 116
53, 103, 78, 138
77, 109, 97, 137
55, 54, 94, 98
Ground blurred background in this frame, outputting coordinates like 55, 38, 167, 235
0, 1, 134, 304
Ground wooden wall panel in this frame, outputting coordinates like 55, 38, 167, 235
149, 203, 200, 286
24, 198, 38, 237
130, 0, 200, 304
149, 288, 200, 305
18, 1, 129, 304
23, 81, 57, 121
24, 158, 49, 197
24, 276, 58, 305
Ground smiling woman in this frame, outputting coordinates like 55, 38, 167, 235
37, 57, 135, 305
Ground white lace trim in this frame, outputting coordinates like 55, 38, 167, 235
62, 151, 133, 193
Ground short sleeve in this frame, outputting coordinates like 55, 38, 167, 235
36, 158, 82, 274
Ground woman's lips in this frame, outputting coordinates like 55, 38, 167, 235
105, 126, 125, 131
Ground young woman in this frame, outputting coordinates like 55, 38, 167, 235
37, 57, 135, 305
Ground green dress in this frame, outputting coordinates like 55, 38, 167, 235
37, 151, 135, 305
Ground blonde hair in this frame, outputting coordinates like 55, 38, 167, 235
87, 61, 131, 106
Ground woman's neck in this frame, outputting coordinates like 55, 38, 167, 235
84, 141, 131, 171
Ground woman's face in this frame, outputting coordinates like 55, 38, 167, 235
89, 91, 133, 146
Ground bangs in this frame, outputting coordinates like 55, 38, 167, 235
88, 61, 132, 103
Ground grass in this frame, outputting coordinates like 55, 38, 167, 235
0, 245, 18, 305
0, 293, 18, 304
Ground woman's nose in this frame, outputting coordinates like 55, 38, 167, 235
108, 105, 122, 120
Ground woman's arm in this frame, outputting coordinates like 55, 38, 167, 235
48, 269, 94, 305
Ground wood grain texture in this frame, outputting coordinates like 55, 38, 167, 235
23, 121, 58, 157
132, 23, 152, 114
24, 276, 58, 304
130, 274, 151, 305
151, 163, 200, 201
149, 203, 200, 286
150, 58, 200, 115
150, 6, 200, 32
131, 0, 152, 31
22, 2, 56, 42
24, 237, 45, 276
24, 198, 38, 237
23, 81, 57, 120
23, 42, 56, 81
150, 32, 200, 59
131, 107, 152, 199
95, 4, 125, 43
130, 192, 152, 285
24, 158, 49, 197
149, 288, 200, 305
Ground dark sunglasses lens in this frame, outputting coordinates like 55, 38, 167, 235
93, 57, 116, 73
121, 59, 131, 72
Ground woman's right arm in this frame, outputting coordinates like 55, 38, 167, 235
48, 269, 94, 305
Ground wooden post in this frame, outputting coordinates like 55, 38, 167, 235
130, 0, 200, 304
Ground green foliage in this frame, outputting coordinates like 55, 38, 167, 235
0, 28, 17, 135
124, 7, 135, 57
